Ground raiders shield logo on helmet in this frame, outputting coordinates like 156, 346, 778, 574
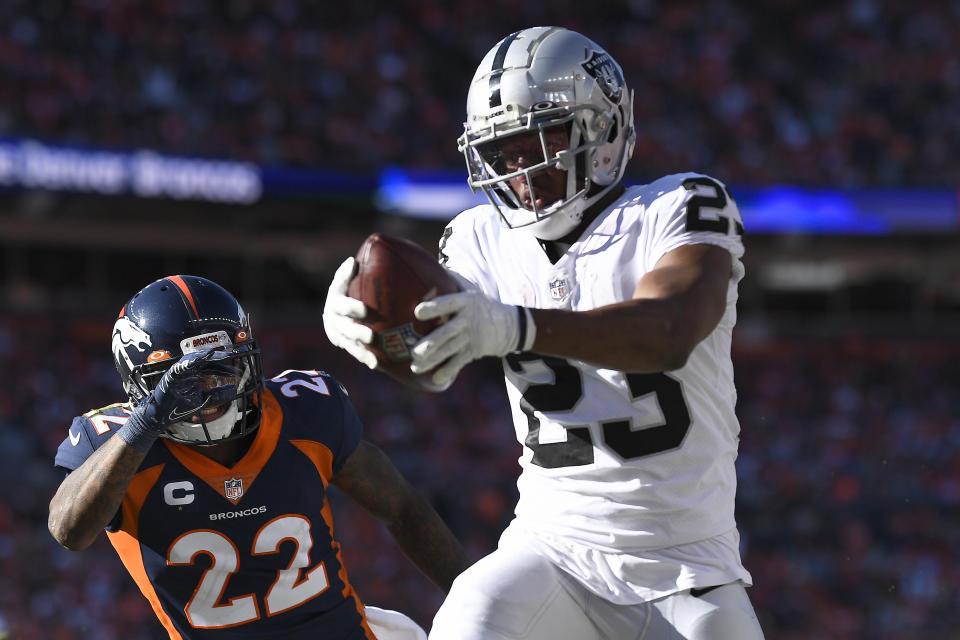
582, 51, 624, 103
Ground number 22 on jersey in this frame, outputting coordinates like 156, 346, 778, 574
170, 371, 333, 629
170, 515, 329, 628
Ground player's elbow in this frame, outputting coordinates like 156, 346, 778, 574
48, 502, 93, 552
659, 348, 692, 372
653, 335, 694, 371
47, 513, 73, 551
49, 527, 94, 552
653, 302, 720, 371
616, 324, 691, 372
47, 520, 71, 551
642, 314, 697, 371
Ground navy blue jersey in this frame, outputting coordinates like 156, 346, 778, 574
55, 369, 376, 640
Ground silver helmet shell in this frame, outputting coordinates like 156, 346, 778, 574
458, 27, 636, 240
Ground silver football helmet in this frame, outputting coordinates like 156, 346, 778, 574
458, 26, 636, 240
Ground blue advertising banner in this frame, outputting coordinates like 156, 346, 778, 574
376, 168, 960, 235
0, 138, 262, 204
2, 138, 956, 235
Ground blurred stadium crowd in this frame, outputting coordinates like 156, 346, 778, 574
2, 0, 959, 639
1, 313, 958, 638
1, 0, 957, 186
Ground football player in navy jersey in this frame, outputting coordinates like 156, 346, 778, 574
49, 275, 469, 640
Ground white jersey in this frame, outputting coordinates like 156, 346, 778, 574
440, 173, 751, 601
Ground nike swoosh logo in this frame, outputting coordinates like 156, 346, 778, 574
168, 397, 211, 423
69, 430, 81, 446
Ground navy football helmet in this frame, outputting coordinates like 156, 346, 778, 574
111, 275, 264, 445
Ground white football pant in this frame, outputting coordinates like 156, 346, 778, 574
365, 605, 427, 640
428, 543, 764, 640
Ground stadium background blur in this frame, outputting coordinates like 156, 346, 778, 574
2, 1, 959, 638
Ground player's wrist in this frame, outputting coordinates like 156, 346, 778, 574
116, 407, 162, 453
514, 306, 537, 352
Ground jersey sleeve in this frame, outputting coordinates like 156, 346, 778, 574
54, 405, 130, 532
54, 404, 131, 472
54, 415, 98, 472
329, 379, 362, 475
266, 370, 362, 475
645, 173, 746, 283
437, 206, 501, 297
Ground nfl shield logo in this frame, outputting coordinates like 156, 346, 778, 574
379, 323, 421, 361
224, 477, 243, 500
549, 278, 569, 301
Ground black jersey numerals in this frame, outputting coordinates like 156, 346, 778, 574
509, 354, 595, 468
438, 225, 453, 265
505, 354, 691, 469
602, 372, 690, 459
682, 177, 744, 236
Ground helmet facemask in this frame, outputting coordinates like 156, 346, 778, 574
135, 342, 264, 446
459, 27, 636, 240
461, 107, 582, 232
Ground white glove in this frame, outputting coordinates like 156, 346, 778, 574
410, 291, 536, 388
322, 257, 378, 369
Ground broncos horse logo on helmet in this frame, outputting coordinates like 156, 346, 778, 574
112, 316, 153, 374
111, 275, 264, 445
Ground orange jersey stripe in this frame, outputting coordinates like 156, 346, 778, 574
106, 464, 184, 639
163, 389, 283, 502
289, 440, 334, 485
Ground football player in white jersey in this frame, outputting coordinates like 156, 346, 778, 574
324, 26, 764, 640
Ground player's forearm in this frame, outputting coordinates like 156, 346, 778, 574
529, 298, 697, 372
527, 244, 731, 372
331, 441, 470, 591
387, 494, 471, 593
48, 436, 145, 551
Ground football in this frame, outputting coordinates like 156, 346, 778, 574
348, 233, 461, 392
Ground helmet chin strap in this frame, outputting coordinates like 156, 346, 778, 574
525, 178, 625, 240
525, 199, 584, 240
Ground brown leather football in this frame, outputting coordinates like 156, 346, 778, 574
348, 233, 460, 392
